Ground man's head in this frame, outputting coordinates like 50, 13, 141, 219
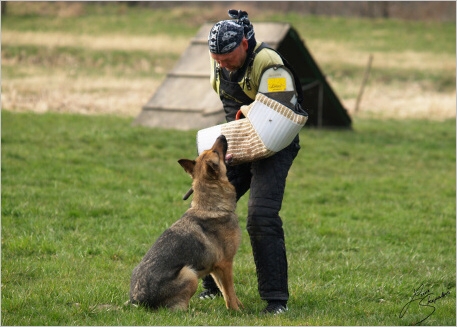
208, 20, 244, 55
208, 9, 255, 72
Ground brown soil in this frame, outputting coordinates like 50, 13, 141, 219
2, 31, 455, 121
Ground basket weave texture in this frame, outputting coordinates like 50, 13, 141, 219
220, 93, 307, 165
221, 118, 275, 165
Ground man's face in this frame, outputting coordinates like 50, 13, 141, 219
210, 38, 249, 72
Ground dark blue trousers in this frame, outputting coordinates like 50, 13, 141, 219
203, 136, 300, 301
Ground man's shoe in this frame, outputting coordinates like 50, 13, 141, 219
261, 301, 288, 315
198, 288, 222, 300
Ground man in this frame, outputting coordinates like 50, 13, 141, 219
199, 9, 305, 315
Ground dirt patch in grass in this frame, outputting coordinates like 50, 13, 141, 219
1, 74, 158, 117
342, 84, 456, 120
309, 40, 455, 73
1, 30, 190, 53
2, 32, 455, 121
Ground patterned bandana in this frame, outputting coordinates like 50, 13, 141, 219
208, 20, 244, 54
208, 9, 255, 54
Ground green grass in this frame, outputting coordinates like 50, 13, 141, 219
2, 111, 455, 325
1, 44, 180, 79
270, 14, 456, 54
1, 2, 455, 325
1, 2, 201, 37
2, 2, 454, 93
3, 3, 455, 54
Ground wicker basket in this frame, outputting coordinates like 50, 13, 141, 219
197, 93, 307, 165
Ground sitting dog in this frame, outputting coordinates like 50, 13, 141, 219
128, 135, 242, 311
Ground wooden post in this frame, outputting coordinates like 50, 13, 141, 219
355, 54, 373, 113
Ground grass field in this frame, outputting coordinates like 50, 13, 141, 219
1, 2, 456, 326
2, 111, 455, 325
1, 1, 455, 119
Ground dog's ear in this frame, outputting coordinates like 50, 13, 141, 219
178, 159, 195, 176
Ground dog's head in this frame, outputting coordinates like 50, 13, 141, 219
178, 135, 229, 182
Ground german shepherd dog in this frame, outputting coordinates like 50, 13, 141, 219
128, 135, 242, 311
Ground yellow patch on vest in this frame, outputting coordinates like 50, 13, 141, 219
267, 77, 287, 92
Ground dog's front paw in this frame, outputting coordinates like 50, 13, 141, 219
124, 300, 138, 308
